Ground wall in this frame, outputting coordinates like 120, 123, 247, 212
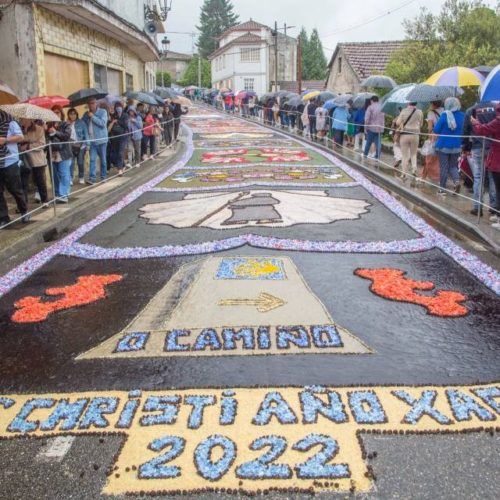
33, 5, 149, 96
95, 0, 146, 30
326, 48, 361, 94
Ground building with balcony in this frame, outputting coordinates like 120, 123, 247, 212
208, 20, 297, 95
0, 0, 163, 100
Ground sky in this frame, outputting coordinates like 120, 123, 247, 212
163, 0, 448, 57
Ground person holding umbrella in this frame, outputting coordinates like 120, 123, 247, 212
0, 110, 29, 227
433, 97, 465, 195
471, 103, 500, 229
82, 98, 109, 184
47, 105, 73, 203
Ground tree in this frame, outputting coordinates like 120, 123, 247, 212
196, 0, 239, 59
298, 27, 309, 80
305, 29, 328, 80
386, 0, 500, 84
156, 71, 172, 87
178, 56, 212, 88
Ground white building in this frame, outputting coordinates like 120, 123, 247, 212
209, 20, 297, 95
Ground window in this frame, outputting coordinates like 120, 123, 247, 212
240, 47, 260, 62
94, 64, 107, 91
338, 56, 342, 74
243, 78, 254, 91
126, 73, 133, 92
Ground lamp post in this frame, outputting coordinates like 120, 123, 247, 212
160, 36, 170, 88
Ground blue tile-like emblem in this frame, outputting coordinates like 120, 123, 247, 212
216, 258, 286, 280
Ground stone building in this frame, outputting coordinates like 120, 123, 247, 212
326, 41, 405, 94
209, 20, 297, 95
159, 51, 192, 83
0, 0, 162, 100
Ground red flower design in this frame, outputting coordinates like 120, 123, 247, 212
12, 274, 123, 323
354, 268, 468, 317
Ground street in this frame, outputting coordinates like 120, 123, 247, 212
0, 106, 499, 499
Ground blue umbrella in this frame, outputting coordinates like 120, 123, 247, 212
481, 64, 500, 102
323, 99, 337, 111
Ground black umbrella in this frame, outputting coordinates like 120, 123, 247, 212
284, 96, 304, 109
154, 87, 179, 99
124, 92, 161, 106
68, 88, 108, 106
144, 92, 164, 105
360, 75, 397, 89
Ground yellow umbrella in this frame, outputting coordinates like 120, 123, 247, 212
425, 66, 485, 87
302, 90, 321, 101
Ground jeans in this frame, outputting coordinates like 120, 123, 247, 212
110, 137, 127, 169
71, 146, 86, 180
52, 158, 72, 198
468, 148, 497, 210
0, 163, 27, 220
333, 129, 345, 146
89, 143, 107, 182
364, 131, 381, 158
141, 135, 156, 157
438, 152, 460, 189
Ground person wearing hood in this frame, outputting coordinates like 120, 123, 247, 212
471, 103, 500, 229
433, 97, 465, 195
127, 106, 143, 166
108, 101, 129, 175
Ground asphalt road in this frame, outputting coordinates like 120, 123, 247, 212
0, 106, 498, 499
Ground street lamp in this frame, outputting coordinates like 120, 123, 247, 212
160, 37, 170, 88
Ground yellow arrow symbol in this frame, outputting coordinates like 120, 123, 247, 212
218, 292, 286, 313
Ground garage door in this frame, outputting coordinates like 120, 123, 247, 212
44, 52, 88, 97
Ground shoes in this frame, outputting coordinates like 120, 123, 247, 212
56, 197, 69, 204
492, 222, 500, 230
470, 208, 483, 216
42, 203, 50, 209
78, 178, 85, 185
21, 213, 31, 223
437, 189, 447, 196
118, 169, 124, 176
453, 183, 461, 194
0, 218, 11, 229
86, 180, 95, 185
70, 180, 73, 186
490, 215, 499, 223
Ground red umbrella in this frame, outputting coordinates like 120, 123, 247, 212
24, 95, 70, 109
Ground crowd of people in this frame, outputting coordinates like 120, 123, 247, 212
0, 97, 188, 229
206, 92, 500, 230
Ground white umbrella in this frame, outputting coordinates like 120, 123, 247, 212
360, 75, 397, 89
0, 103, 60, 122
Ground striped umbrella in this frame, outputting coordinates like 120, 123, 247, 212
481, 64, 500, 102
303, 90, 321, 101
425, 66, 484, 87
0, 80, 19, 105
0, 103, 60, 122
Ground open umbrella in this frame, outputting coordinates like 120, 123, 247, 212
173, 96, 192, 106
0, 80, 19, 105
332, 94, 353, 107
0, 103, 60, 122
98, 95, 122, 107
481, 64, 500, 103
406, 84, 462, 103
303, 90, 321, 101
284, 96, 304, 109
68, 88, 108, 106
360, 75, 396, 89
154, 87, 180, 99
381, 84, 416, 115
24, 95, 70, 109
425, 66, 484, 88
352, 92, 376, 109
125, 92, 161, 106
259, 92, 277, 104
323, 99, 337, 111
317, 91, 336, 103
475, 66, 494, 78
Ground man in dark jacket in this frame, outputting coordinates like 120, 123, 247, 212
170, 100, 188, 142
108, 102, 129, 175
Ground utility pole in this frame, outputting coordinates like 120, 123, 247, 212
197, 53, 202, 88
274, 21, 278, 92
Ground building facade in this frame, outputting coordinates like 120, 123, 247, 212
209, 20, 297, 95
160, 51, 192, 83
0, 0, 161, 101
326, 41, 405, 94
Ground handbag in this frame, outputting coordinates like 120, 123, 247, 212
421, 139, 436, 156
394, 108, 417, 145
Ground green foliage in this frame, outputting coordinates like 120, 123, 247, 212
386, 0, 500, 84
178, 56, 212, 88
299, 27, 328, 80
196, 0, 239, 59
156, 71, 172, 87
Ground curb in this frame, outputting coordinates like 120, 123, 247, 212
0, 142, 186, 274
216, 109, 500, 256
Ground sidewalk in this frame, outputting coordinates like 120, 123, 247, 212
0, 141, 182, 271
